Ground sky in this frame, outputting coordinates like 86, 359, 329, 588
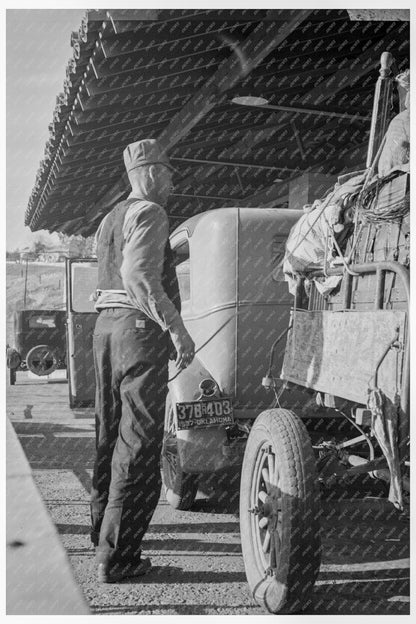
6, 9, 86, 250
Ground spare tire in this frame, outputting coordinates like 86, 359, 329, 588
26, 345, 58, 376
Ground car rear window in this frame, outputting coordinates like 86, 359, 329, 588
28, 316, 57, 328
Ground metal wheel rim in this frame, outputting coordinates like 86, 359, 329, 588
28, 347, 56, 374
250, 441, 282, 572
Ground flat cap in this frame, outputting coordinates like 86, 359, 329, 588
123, 138, 178, 174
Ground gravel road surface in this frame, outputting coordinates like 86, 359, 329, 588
7, 373, 410, 616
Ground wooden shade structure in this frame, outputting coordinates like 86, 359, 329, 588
24, 9, 409, 237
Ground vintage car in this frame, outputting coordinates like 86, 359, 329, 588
161, 206, 301, 505
7, 309, 67, 384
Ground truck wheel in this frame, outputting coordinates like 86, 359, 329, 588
161, 394, 198, 510
26, 345, 58, 376
240, 409, 321, 614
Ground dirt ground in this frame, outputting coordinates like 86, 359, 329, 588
7, 373, 410, 616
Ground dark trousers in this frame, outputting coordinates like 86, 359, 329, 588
90, 308, 168, 567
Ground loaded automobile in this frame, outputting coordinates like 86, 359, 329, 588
161, 206, 300, 507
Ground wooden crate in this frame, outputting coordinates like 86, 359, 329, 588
281, 309, 407, 405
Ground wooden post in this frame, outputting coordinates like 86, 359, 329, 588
366, 51, 394, 168
23, 259, 29, 308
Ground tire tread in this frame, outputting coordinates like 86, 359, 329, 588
240, 408, 321, 614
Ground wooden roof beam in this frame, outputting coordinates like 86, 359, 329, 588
105, 9, 229, 35
65, 123, 163, 150
297, 31, 401, 109
80, 79, 206, 113
72, 100, 184, 126
86, 10, 313, 215
178, 88, 367, 188
220, 40, 390, 164
50, 164, 123, 186
105, 9, 274, 30
106, 9, 162, 26
84, 65, 214, 97
232, 102, 370, 122
66, 113, 278, 149
84, 10, 112, 23
239, 134, 370, 208
86, 45, 227, 80
67, 107, 174, 134
157, 10, 313, 151
172, 156, 297, 173
99, 22, 255, 60
239, 181, 289, 208
83, 47, 337, 97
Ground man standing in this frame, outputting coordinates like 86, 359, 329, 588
91, 139, 195, 583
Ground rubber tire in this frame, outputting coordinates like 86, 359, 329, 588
240, 409, 321, 614
26, 344, 58, 376
161, 394, 199, 510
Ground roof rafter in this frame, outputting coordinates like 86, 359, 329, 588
24, 10, 409, 235
240, 136, 369, 208
216, 38, 392, 182
89, 9, 313, 216
158, 10, 314, 151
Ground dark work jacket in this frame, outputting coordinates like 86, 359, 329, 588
96, 198, 181, 314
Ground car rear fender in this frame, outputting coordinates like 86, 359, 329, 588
167, 356, 233, 473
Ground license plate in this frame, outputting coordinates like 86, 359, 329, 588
176, 398, 234, 430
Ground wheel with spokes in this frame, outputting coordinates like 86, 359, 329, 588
161, 394, 199, 510
26, 344, 58, 376
240, 409, 321, 614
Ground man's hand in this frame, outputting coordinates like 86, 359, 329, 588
169, 320, 195, 370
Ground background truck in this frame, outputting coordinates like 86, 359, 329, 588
162, 51, 410, 614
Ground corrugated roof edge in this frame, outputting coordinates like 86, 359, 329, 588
24, 10, 108, 229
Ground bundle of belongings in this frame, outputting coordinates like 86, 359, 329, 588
282, 171, 365, 296
282, 68, 410, 298
281, 68, 410, 511
378, 69, 410, 177
353, 68, 410, 265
